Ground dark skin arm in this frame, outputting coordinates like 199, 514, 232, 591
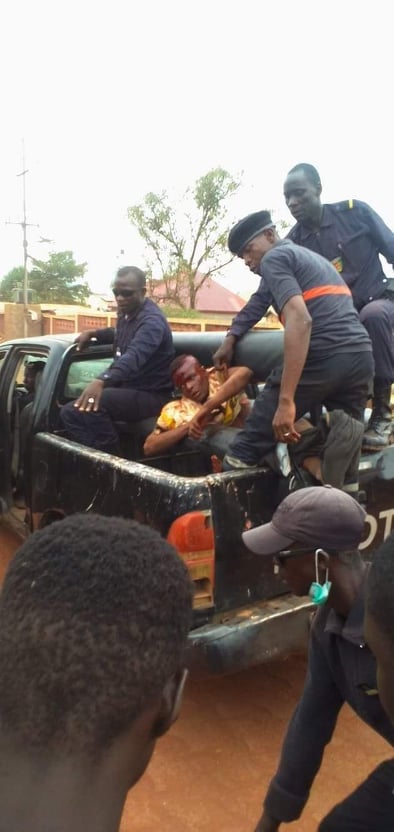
212, 334, 238, 369
74, 378, 105, 412
74, 330, 97, 351
143, 423, 191, 457
188, 366, 253, 439
272, 295, 312, 443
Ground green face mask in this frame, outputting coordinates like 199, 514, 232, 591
309, 549, 332, 606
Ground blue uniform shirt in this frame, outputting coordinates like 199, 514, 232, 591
95, 298, 174, 393
287, 200, 394, 311
229, 201, 394, 337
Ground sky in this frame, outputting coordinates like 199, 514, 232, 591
0, 0, 392, 298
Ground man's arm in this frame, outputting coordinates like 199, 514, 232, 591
272, 295, 311, 442
75, 327, 115, 351
213, 285, 272, 368
228, 287, 272, 337
143, 423, 190, 457
360, 201, 394, 264
255, 625, 344, 830
188, 367, 253, 439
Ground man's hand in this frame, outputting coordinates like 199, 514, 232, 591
188, 409, 210, 440
213, 335, 236, 369
74, 330, 96, 351
254, 811, 280, 832
74, 379, 104, 412
272, 398, 300, 443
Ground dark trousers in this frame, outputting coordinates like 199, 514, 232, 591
359, 297, 394, 385
318, 759, 394, 831
60, 387, 168, 454
227, 351, 374, 466
179, 426, 242, 460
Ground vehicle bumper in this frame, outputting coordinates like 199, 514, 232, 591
186, 594, 314, 676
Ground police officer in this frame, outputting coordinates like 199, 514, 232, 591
213, 211, 373, 474
60, 266, 174, 454
284, 163, 394, 449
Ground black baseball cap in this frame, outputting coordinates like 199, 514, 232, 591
242, 486, 366, 555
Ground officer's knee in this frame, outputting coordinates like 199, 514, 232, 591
359, 300, 390, 328
98, 388, 112, 409
60, 401, 81, 428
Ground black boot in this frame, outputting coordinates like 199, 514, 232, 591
363, 383, 393, 450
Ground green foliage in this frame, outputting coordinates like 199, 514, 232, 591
161, 306, 203, 319
0, 266, 25, 301
128, 168, 241, 309
0, 251, 90, 304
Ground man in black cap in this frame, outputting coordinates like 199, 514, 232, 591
284, 163, 394, 450
243, 485, 394, 832
213, 212, 373, 476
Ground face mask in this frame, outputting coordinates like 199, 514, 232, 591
309, 548, 332, 606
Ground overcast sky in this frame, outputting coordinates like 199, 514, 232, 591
0, 0, 392, 297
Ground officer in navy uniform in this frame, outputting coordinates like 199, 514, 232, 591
60, 266, 174, 454
284, 163, 394, 449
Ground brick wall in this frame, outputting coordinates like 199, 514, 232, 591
0, 307, 280, 342
3, 303, 42, 340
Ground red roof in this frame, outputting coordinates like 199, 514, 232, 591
149, 274, 245, 314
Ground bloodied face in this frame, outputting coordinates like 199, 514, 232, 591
172, 356, 209, 403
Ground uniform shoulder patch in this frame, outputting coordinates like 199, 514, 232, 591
335, 199, 355, 211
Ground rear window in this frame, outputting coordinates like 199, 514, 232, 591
63, 357, 112, 399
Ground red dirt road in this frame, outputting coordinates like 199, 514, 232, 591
0, 523, 390, 832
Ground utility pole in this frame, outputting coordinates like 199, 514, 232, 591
6, 140, 39, 336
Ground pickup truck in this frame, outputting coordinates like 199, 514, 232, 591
0, 330, 393, 675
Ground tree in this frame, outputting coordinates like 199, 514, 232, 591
0, 267, 25, 301
0, 251, 90, 304
127, 168, 241, 309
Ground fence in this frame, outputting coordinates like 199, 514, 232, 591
42, 312, 281, 335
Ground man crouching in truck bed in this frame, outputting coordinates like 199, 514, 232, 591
60, 266, 174, 455
0, 514, 192, 832
143, 353, 253, 463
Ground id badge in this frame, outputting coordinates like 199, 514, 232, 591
331, 256, 343, 273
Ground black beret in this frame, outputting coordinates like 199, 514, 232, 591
228, 210, 275, 255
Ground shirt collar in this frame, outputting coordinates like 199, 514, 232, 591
319, 205, 333, 228
296, 205, 333, 238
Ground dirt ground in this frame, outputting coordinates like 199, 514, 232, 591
0, 522, 390, 832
